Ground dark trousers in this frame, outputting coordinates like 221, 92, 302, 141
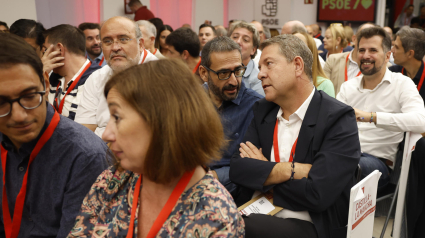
243, 214, 318, 238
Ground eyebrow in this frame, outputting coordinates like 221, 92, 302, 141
108, 102, 121, 108
0, 86, 40, 99
216, 64, 244, 72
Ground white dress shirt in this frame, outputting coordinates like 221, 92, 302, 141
75, 50, 158, 137
252, 87, 315, 223
48, 59, 91, 119
347, 50, 361, 80
337, 69, 425, 162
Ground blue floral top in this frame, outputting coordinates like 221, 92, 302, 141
67, 167, 245, 237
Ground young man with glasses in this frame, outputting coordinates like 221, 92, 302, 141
75, 16, 157, 138
43, 24, 101, 120
199, 36, 263, 198
0, 33, 108, 237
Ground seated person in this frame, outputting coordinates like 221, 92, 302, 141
67, 59, 245, 237
199, 36, 263, 196
337, 27, 425, 190
230, 35, 361, 238
0, 33, 108, 237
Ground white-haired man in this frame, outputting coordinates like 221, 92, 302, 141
136, 20, 164, 59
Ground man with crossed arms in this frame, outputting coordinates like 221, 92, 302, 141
230, 35, 360, 238
75, 16, 157, 138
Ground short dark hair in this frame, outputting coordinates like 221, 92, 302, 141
356, 26, 392, 53
78, 22, 100, 32
9, 19, 45, 50
199, 24, 217, 36
166, 27, 200, 57
0, 33, 44, 86
128, 0, 142, 7
104, 59, 225, 184
201, 36, 241, 68
0, 21, 8, 30
44, 24, 86, 57
396, 26, 425, 61
148, 18, 164, 34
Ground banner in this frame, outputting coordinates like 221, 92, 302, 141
317, 0, 377, 22
254, 0, 292, 29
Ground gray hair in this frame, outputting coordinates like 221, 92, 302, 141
136, 20, 156, 37
201, 36, 242, 68
396, 26, 425, 61
292, 24, 307, 34
228, 21, 260, 59
263, 26, 271, 39
260, 34, 313, 81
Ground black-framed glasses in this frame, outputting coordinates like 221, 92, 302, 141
202, 65, 247, 80
0, 91, 45, 117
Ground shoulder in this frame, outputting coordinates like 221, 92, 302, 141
145, 50, 159, 63
174, 173, 244, 237
242, 87, 263, 102
317, 90, 354, 116
327, 51, 349, 63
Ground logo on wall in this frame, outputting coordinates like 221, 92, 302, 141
262, 0, 278, 17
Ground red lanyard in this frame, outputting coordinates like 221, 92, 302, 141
273, 119, 298, 163
345, 53, 362, 82
192, 59, 201, 74
126, 169, 195, 238
141, 49, 148, 64
314, 33, 321, 39
54, 62, 92, 114
1, 111, 60, 238
98, 56, 104, 66
401, 64, 425, 91
153, 48, 157, 55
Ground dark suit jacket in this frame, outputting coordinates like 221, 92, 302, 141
230, 90, 361, 238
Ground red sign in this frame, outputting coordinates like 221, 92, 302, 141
317, 0, 376, 22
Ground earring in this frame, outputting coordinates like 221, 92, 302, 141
335, 45, 338, 50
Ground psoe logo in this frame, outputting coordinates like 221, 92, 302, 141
262, 0, 278, 17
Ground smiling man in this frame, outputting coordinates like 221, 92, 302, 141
78, 23, 107, 67
229, 34, 360, 238
75, 16, 157, 138
337, 27, 425, 189
199, 36, 262, 197
0, 33, 108, 237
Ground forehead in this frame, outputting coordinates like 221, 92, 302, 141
0, 64, 42, 96
101, 19, 135, 39
84, 28, 100, 37
232, 27, 253, 38
209, 50, 242, 69
359, 35, 383, 49
160, 30, 170, 36
260, 44, 285, 59
252, 22, 263, 31
200, 27, 213, 34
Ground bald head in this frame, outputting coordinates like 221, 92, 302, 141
101, 16, 141, 39
384, 26, 393, 39
281, 20, 307, 34
311, 24, 320, 36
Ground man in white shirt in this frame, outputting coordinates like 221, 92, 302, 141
43, 24, 101, 120
75, 16, 157, 137
337, 27, 425, 189
230, 35, 360, 238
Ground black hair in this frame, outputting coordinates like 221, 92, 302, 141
44, 24, 86, 57
9, 19, 45, 50
166, 27, 200, 57
199, 24, 217, 36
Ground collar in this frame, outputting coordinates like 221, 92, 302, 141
138, 50, 147, 64
357, 68, 392, 92
0, 103, 55, 154
348, 50, 358, 65
243, 60, 255, 77
86, 51, 104, 62
65, 59, 91, 86
276, 87, 315, 122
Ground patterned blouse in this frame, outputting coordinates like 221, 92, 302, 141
67, 167, 245, 237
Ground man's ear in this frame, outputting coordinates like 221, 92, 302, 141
407, 49, 415, 59
57, 43, 65, 56
150, 36, 156, 46
138, 37, 145, 50
293, 56, 305, 78
199, 65, 209, 83
182, 50, 190, 60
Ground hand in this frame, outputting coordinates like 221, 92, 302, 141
293, 163, 312, 180
353, 108, 376, 123
239, 141, 267, 161
41, 45, 64, 73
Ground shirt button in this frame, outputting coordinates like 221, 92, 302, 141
19, 167, 24, 172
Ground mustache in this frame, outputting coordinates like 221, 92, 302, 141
361, 60, 375, 64
91, 44, 100, 48
109, 52, 127, 60
223, 84, 238, 90
7, 120, 35, 128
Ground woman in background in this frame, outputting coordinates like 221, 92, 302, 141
293, 31, 335, 97
67, 59, 244, 238
155, 25, 173, 56
321, 23, 350, 61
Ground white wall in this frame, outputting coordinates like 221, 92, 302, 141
194, 0, 223, 33
228, 0, 255, 24
0, 0, 37, 27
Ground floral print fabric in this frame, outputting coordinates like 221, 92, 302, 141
67, 167, 244, 237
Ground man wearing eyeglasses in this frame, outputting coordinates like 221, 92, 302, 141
199, 36, 263, 198
0, 33, 108, 237
75, 16, 157, 138
43, 24, 101, 121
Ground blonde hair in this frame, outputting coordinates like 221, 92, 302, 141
328, 24, 348, 49
293, 31, 328, 87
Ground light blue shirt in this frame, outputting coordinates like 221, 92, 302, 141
243, 59, 265, 96
86, 51, 107, 67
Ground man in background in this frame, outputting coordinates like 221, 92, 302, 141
78, 23, 107, 67
199, 24, 217, 51
136, 20, 165, 59
128, 0, 154, 21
